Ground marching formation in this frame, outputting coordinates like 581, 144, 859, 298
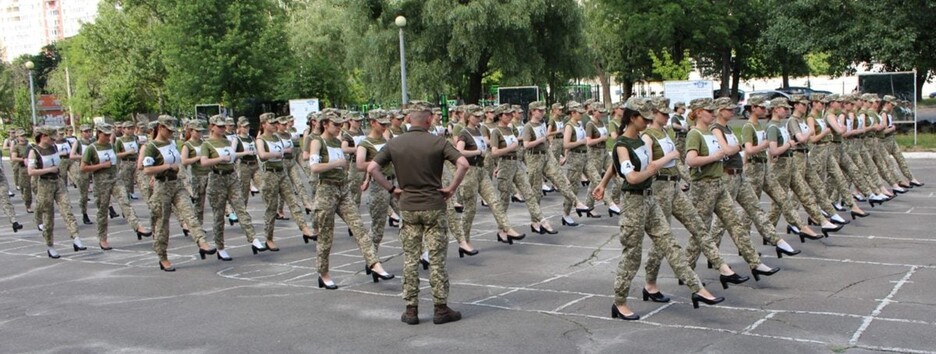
0, 94, 924, 324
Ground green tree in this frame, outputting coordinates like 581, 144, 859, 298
649, 49, 692, 81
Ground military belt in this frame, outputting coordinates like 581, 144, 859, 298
39, 174, 59, 180
655, 174, 679, 181
265, 167, 283, 173
212, 169, 235, 175
525, 150, 546, 155
500, 155, 519, 160
623, 189, 652, 196
724, 168, 743, 176
319, 180, 344, 187
155, 175, 178, 182
747, 156, 768, 163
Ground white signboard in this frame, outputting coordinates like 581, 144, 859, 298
42, 115, 66, 126
663, 80, 714, 109
288, 98, 321, 135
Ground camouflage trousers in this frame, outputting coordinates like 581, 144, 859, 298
118, 160, 137, 195
883, 135, 914, 181
400, 209, 449, 306
279, 159, 315, 214
181, 167, 193, 198
440, 163, 465, 245
563, 151, 588, 215
745, 161, 805, 230
66, 158, 80, 187
856, 139, 886, 187
260, 169, 309, 240
843, 140, 880, 193
767, 157, 828, 227
151, 178, 208, 262
686, 178, 762, 269
711, 173, 781, 246
237, 161, 260, 207
59, 159, 74, 188
526, 150, 579, 207
496, 158, 544, 223
793, 151, 836, 216
16, 166, 32, 209
584, 148, 612, 209
645, 178, 724, 283
675, 133, 693, 182
549, 138, 564, 164
869, 138, 901, 185
615, 192, 702, 306
366, 176, 393, 246
313, 182, 379, 275
190, 174, 209, 225
12, 163, 21, 191
347, 161, 364, 207
208, 171, 257, 249
93, 171, 142, 242
823, 143, 859, 209
76, 170, 91, 215
0, 172, 16, 223
461, 165, 510, 241
806, 144, 834, 208
36, 178, 79, 246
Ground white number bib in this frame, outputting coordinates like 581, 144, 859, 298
634, 145, 650, 170
37, 151, 60, 168
215, 144, 235, 164
555, 121, 565, 132
503, 134, 518, 147
352, 135, 366, 146
756, 130, 767, 143
473, 136, 487, 152
574, 125, 585, 141
326, 146, 345, 162
266, 139, 284, 162
56, 142, 71, 156
122, 140, 139, 153
597, 126, 608, 138
96, 148, 117, 166
532, 124, 547, 139
857, 115, 866, 129
703, 134, 721, 156
657, 135, 677, 168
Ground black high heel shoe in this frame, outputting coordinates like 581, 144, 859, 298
274, 214, 290, 220
752, 267, 780, 281
496, 233, 513, 245
229, 217, 237, 226
182, 229, 190, 237
691, 293, 725, 309
302, 234, 318, 244
786, 225, 798, 235
610, 304, 639, 320
799, 231, 824, 243
100, 243, 113, 251
265, 242, 280, 252
108, 206, 119, 219
511, 196, 525, 203
584, 211, 601, 218
159, 262, 175, 272
419, 257, 429, 270
775, 246, 801, 259
47, 250, 61, 259
609, 209, 621, 217
719, 273, 750, 289
73, 243, 87, 252
540, 225, 558, 234
250, 190, 259, 197
641, 288, 670, 303
851, 211, 869, 220
305, 207, 312, 215
581, 180, 590, 187
574, 207, 594, 217
501, 232, 525, 243
454, 205, 464, 213
136, 229, 152, 241
820, 224, 843, 238
12, 222, 23, 233
868, 199, 883, 208
458, 247, 479, 258
198, 247, 217, 260
251, 244, 266, 255
318, 277, 338, 290
561, 218, 579, 227
388, 216, 400, 228
217, 253, 232, 261
531, 224, 544, 234
910, 181, 924, 187
371, 269, 395, 283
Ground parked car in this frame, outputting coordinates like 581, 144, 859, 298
748, 90, 791, 101
776, 86, 814, 96
929, 91, 936, 98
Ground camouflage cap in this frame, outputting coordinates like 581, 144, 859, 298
272, 115, 288, 124
650, 96, 672, 114
190, 119, 208, 132
208, 114, 226, 126
367, 109, 385, 120
689, 97, 716, 111
714, 97, 737, 111
827, 94, 842, 102
882, 95, 898, 104
147, 121, 159, 131
65, 125, 74, 131
628, 97, 654, 119
494, 103, 512, 115
583, 98, 596, 107
94, 123, 113, 135
528, 101, 547, 111
34, 126, 55, 137
349, 111, 365, 121
862, 93, 881, 102
431, 107, 442, 115
589, 102, 608, 113
510, 104, 522, 113
15, 128, 25, 135
811, 93, 827, 102
841, 94, 857, 103
55, 125, 66, 133
789, 94, 809, 105
565, 101, 586, 114
550, 102, 565, 111
452, 105, 464, 113
482, 105, 496, 113
747, 96, 767, 107
610, 101, 625, 110
469, 106, 485, 117
768, 97, 791, 109
225, 117, 235, 125
406, 100, 432, 114
259, 112, 277, 123
136, 122, 147, 130
157, 115, 178, 131
79, 123, 92, 131
673, 101, 687, 109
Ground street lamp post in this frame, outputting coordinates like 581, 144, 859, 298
24, 61, 37, 127
395, 15, 408, 106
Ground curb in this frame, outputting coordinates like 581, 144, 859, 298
904, 152, 936, 159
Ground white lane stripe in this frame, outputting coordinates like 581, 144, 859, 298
848, 266, 918, 346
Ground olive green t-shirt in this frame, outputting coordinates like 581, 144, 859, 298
457, 127, 485, 166
786, 116, 809, 150
115, 135, 139, 161
491, 126, 519, 159
584, 119, 608, 152
685, 128, 723, 180
642, 127, 678, 176
314, 135, 346, 184
81, 142, 119, 174
766, 120, 789, 153
612, 135, 652, 191
566, 120, 587, 153
521, 122, 548, 153
201, 138, 236, 172
548, 114, 566, 138
13, 143, 30, 166
741, 121, 767, 161
184, 139, 209, 176
259, 135, 285, 169
235, 134, 258, 162
142, 140, 181, 179
360, 136, 393, 177
827, 110, 844, 142
711, 123, 743, 169
809, 111, 833, 143
276, 132, 294, 159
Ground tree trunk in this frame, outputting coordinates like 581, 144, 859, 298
916, 69, 930, 101
620, 80, 633, 101
731, 54, 742, 101
601, 75, 612, 106
466, 71, 483, 104
719, 48, 731, 97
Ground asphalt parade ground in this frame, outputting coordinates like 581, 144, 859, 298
1, 160, 935, 354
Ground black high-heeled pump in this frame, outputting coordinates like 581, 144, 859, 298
481, 200, 489, 208
12, 222, 23, 233
419, 257, 429, 270
574, 207, 594, 217
108, 206, 119, 219
371, 269, 395, 283
561, 218, 579, 227
159, 262, 175, 272
851, 211, 869, 220
265, 242, 280, 252
302, 234, 318, 243
706, 260, 713, 269
820, 224, 843, 238
719, 273, 750, 289
581, 180, 590, 187
388, 217, 400, 228
251, 244, 266, 255
531, 224, 544, 234
505, 232, 525, 242
250, 190, 258, 197
275, 214, 290, 220
496, 233, 513, 245
136, 229, 152, 241
458, 247, 479, 258
833, 203, 847, 212
73, 243, 87, 252
198, 247, 217, 260
217, 253, 232, 261
305, 207, 312, 215
540, 226, 558, 234
799, 231, 823, 243
641, 288, 670, 303
318, 277, 337, 290
609, 209, 621, 217
182, 228, 190, 237
868, 199, 883, 207
691, 293, 725, 309
610, 304, 639, 320
752, 267, 780, 281
910, 181, 924, 187
786, 225, 798, 235
775, 246, 801, 259
228, 217, 237, 226
511, 196, 525, 203
584, 211, 601, 218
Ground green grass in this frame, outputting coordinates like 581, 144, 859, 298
919, 98, 936, 106
896, 133, 936, 151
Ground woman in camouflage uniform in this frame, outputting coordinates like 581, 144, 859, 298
28, 126, 84, 259
180, 120, 209, 225
561, 102, 597, 226
593, 102, 724, 320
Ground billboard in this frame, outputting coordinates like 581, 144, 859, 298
288, 98, 321, 135
663, 80, 714, 109
858, 72, 916, 123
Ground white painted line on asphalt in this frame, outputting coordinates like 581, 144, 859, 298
856, 344, 936, 354
741, 311, 777, 334
638, 302, 674, 321
551, 294, 592, 312
848, 266, 917, 346
906, 207, 915, 213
